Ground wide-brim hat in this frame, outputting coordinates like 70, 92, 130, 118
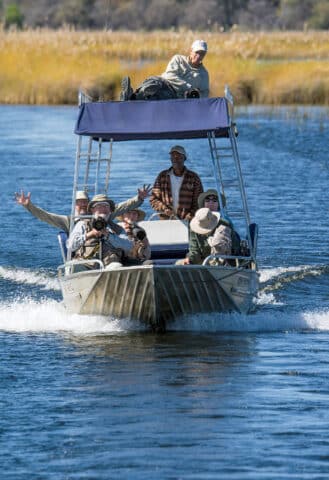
198, 189, 226, 209
88, 193, 115, 212
190, 207, 220, 235
76, 190, 89, 201
170, 145, 187, 159
117, 209, 146, 222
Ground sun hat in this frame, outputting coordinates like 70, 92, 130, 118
75, 190, 89, 201
117, 209, 146, 222
190, 208, 220, 235
88, 193, 115, 211
198, 189, 226, 209
169, 145, 187, 159
191, 40, 208, 53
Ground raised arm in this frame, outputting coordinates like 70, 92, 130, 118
15, 190, 70, 232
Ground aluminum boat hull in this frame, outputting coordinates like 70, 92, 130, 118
59, 264, 259, 331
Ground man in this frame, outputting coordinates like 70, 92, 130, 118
149, 145, 203, 221
67, 194, 133, 268
15, 185, 151, 234
178, 190, 240, 265
120, 39, 209, 101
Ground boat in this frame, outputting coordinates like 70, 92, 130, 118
58, 89, 259, 332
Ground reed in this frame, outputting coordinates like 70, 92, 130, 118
1, 29, 328, 105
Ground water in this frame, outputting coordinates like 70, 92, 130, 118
1, 104, 329, 478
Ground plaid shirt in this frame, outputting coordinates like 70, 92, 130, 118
150, 167, 203, 220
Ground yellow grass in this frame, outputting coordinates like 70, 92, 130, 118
1, 29, 329, 104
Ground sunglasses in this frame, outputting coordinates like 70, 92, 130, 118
204, 196, 218, 202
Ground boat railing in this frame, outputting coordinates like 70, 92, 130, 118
58, 259, 104, 276
202, 254, 255, 269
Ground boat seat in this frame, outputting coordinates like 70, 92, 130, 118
57, 230, 68, 262
139, 219, 189, 262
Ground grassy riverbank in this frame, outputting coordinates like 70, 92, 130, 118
1, 29, 329, 105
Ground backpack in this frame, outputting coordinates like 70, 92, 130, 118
134, 76, 177, 100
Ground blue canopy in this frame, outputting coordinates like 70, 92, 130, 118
74, 97, 230, 141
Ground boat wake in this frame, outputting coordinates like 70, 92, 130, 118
0, 266, 60, 291
0, 263, 328, 335
0, 296, 329, 334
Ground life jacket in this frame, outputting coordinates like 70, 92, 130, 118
75, 220, 101, 260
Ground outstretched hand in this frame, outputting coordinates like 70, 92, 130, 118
15, 190, 31, 206
138, 184, 152, 201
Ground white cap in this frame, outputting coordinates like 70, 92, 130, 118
191, 40, 208, 53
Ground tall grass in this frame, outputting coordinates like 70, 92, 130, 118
1, 29, 329, 104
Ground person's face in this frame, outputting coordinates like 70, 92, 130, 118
123, 211, 139, 224
170, 151, 185, 174
204, 195, 219, 212
189, 49, 206, 68
75, 199, 88, 215
92, 203, 111, 220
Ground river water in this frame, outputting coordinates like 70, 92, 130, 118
1, 104, 329, 479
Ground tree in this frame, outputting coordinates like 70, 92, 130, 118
309, 1, 329, 30
4, 3, 24, 29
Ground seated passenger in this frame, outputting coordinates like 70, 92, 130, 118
118, 209, 151, 265
120, 40, 209, 101
149, 145, 203, 221
179, 208, 234, 265
67, 194, 133, 269
177, 189, 240, 265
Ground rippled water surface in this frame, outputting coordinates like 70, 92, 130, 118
1, 104, 329, 479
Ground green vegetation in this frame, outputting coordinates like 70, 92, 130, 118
0, 30, 328, 105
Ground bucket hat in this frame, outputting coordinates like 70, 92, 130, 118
88, 193, 115, 211
117, 208, 146, 222
190, 208, 220, 235
76, 190, 89, 201
198, 189, 226, 209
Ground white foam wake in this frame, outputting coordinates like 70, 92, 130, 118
169, 309, 329, 333
0, 298, 329, 334
0, 266, 60, 291
0, 299, 146, 334
259, 264, 323, 284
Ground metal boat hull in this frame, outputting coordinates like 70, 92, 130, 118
59, 265, 259, 331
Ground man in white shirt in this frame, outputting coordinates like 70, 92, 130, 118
120, 40, 209, 101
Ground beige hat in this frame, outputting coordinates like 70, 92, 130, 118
117, 209, 146, 222
191, 40, 208, 52
170, 145, 187, 159
190, 208, 220, 235
88, 193, 115, 212
198, 189, 226, 209
76, 190, 89, 201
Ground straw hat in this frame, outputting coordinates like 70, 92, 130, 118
117, 209, 146, 222
88, 193, 115, 211
190, 208, 220, 235
198, 189, 226, 209
76, 190, 89, 201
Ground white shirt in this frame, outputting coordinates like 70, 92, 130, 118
170, 172, 184, 212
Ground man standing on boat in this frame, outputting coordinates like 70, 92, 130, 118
120, 40, 209, 101
150, 145, 203, 221
15, 185, 151, 234
67, 194, 133, 268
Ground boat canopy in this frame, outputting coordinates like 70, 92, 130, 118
74, 97, 230, 141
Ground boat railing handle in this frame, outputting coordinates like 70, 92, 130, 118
202, 254, 252, 267
58, 259, 104, 275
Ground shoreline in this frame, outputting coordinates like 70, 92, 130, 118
1, 29, 328, 105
